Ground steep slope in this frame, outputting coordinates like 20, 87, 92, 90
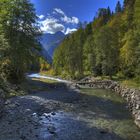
41, 31, 65, 58
40, 47, 52, 63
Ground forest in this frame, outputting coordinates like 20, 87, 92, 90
0, 0, 140, 85
0, 0, 140, 139
0, 0, 41, 84
53, 0, 140, 82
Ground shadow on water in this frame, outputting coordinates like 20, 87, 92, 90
4, 79, 139, 140
0, 109, 126, 140
39, 112, 126, 140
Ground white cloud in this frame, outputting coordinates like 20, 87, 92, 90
65, 28, 77, 35
62, 16, 79, 24
39, 18, 65, 34
54, 8, 65, 16
38, 15, 45, 20
38, 8, 79, 34
53, 8, 79, 24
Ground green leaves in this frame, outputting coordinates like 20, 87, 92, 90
0, 0, 41, 82
53, 0, 140, 80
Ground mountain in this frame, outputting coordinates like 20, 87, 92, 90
40, 47, 52, 63
41, 31, 65, 59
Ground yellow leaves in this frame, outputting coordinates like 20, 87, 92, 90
92, 17, 104, 30
1, 58, 10, 65
120, 30, 137, 67
39, 57, 51, 72
108, 14, 122, 28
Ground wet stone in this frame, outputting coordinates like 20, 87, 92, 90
47, 125, 56, 134
51, 112, 56, 116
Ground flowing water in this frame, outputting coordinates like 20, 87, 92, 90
27, 74, 140, 140
28, 73, 71, 83
1, 74, 139, 140
37, 88, 140, 140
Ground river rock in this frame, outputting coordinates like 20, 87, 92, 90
47, 125, 56, 134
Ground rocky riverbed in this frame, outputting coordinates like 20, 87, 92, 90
0, 77, 140, 140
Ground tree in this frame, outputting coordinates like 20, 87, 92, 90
0, 33, 10, 79
97, 8, 111, 24
115, 1, 122, 13
0, 0, 41, 82
53, 0, 140, 81
120, 30, 140, 78
134, 0, 140, 28
94, 26, 119, 78
83, 35, 95, 73
123, 0, 129, 9
107, 7, 111, 16
123, 0, 135, 10
134, 0, 140, 78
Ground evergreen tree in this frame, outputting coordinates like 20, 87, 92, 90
107, 7, 111, 16
120, 30, 140, 77
115, 1, 122, 13
97, 8, 111, 24
53, 0, 140, 81
94, 26, 119, 78
83, 35, 95, 73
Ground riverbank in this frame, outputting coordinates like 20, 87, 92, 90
28, 73, 140, 128
40, 71, 140, 89
76, 77, 140, 128
0, 77, 140, 140
0, 79, 26, 116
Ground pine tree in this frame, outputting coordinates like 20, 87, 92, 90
53, 0, 140, 81
107, 7, 111, 16
115, 1, 122, 13
94, 26, 119, 78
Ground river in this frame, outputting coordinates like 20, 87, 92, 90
0, 74, 139, 140
28, 73, 72, 83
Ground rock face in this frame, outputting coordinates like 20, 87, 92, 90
77, 79, 140, 128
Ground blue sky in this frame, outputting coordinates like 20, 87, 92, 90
30, 0, 124, 34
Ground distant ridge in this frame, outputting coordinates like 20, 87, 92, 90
41, 31, 65, 59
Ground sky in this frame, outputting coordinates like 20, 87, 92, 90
30, 0, 124, 34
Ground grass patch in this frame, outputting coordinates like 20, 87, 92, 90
119, 79, 140, 90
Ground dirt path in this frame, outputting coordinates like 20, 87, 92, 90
0, 78, 139, 140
